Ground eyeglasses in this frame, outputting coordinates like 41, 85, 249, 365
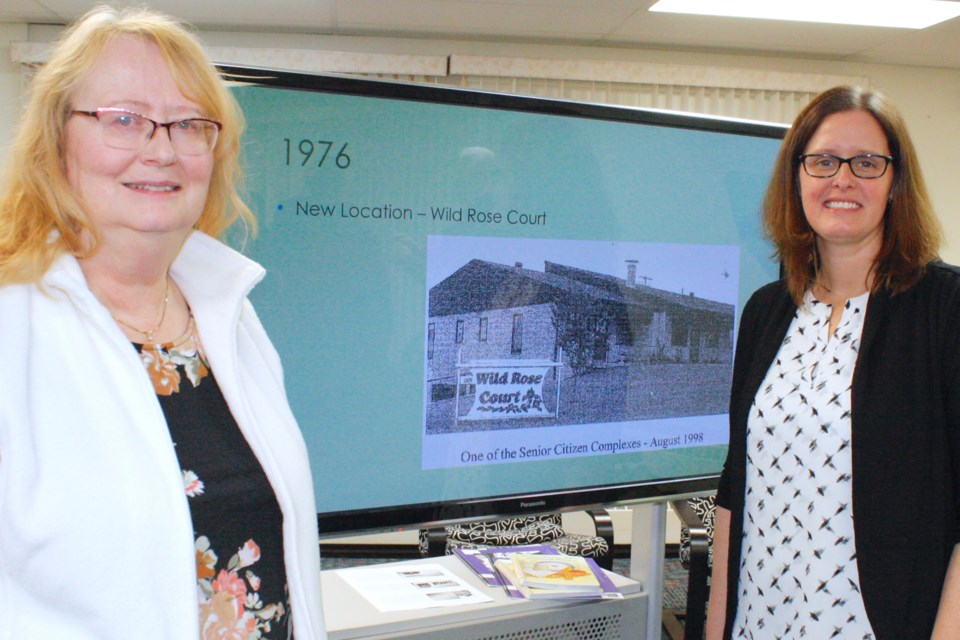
798, 153, 893, 179
71, 108, 221, 156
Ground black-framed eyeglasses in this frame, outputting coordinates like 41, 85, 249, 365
71, 108, 221, 156
798, 153, 893, 179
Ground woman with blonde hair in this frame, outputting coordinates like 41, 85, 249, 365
706, 85, 960, 639
0, 6, 326, 638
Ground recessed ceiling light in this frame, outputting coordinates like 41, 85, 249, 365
648, 0, 960, 29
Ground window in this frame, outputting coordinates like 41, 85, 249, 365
511, 313, 523, 354
479, 317, 488, 342
671, 318, 689, 347
427, 322, 435, 359
705, 330, 719, 348
456, 319, 465, 344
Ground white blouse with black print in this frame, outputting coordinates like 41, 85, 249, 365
732, 290, 875, 640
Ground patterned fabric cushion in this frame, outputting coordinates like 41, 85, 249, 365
445, 514, 561, 542
417, 513, 610, 560
548, 533, 610, 559
678, 495, 717, 569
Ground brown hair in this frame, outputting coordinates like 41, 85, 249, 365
0, 5, 253, 285
763, 85, 941, 305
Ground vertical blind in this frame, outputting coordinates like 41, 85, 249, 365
358, 73, 859, 125
13, 41, 867, 125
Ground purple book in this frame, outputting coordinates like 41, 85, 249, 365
491, 553, 623, 600
453, 544, 560, 587
454, 545, 622, 600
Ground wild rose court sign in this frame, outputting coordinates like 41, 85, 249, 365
457, 358, 561, 422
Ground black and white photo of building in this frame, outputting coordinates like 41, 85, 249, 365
424, 242, 737, 435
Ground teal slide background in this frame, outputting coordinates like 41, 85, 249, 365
231, 84, 783, 518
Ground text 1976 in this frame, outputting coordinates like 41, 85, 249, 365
283, 139, 351, 169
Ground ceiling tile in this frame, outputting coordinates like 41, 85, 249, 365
849, 22, 960, 68
4, 0, 960, 70
0, 0, 62, 23
610, 12, 893, 56
334, 0, 635, 39
35, 0, 337, 31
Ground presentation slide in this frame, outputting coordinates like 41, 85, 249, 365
231, 79, 783, 525
422, 235, 738, 470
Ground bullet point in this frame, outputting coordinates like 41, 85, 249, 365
277, 204, 284, 211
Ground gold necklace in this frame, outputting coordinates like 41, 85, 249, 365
113, 278, 170, 343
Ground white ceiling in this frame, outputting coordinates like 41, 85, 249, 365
4, 0, 960, 69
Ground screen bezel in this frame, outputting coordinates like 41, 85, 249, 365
219, 64, 786, 536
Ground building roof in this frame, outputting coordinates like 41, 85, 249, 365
430, 258, 734, 318
544, 261, 734, 315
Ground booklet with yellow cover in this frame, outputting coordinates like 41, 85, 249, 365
454, 544, 559, 587
492, 553, 606, 598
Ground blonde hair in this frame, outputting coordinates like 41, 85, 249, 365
0, 5, 254, 285
764, 85, 941, 305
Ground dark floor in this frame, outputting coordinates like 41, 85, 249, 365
320, 552, 690, 639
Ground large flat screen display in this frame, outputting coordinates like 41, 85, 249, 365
223, 67, 786, 535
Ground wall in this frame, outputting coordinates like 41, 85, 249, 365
0, 23, 28, 160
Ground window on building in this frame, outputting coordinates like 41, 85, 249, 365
511, 313, 523, 354
427, 322, 435, 359
671, 318, 689, 347
456, 319, 465, 344
479, 317, 488, 342
705, 330, 719, 348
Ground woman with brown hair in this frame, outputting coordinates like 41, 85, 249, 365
707, 86, 960, 639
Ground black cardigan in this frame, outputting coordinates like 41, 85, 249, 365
717, 263, 960, 639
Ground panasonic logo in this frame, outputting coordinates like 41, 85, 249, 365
520, 500, 547, 508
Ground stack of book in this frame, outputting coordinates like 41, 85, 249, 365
453, 544, 622, 600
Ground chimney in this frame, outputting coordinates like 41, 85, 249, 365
625, 260, 638, 286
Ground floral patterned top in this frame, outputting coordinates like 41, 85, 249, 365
136, 318, 293, 640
